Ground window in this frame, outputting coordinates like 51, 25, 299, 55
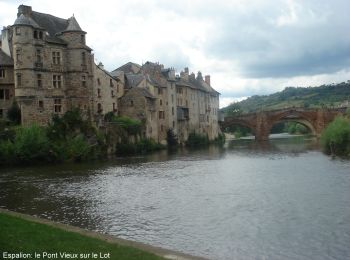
15, 27, 21, 35
97, 88, 101, 97
158, 88, 163, 95
130, 100, 134, 106
0, 69, 5, 78
0, 89, 10, 100
16, 49, 21, 62
171, 94, 174, 103
16, 73, 22, 86
173, 121, 175, 128
160, 99, 162, 106
97, 78, 101, 85
36, 49, 42, 62
34, 30, 38, 39
82, 75, 86, 87
81, 34, 85, 44
113, 103, 116, 111
110, 79, 113, 87
172, 107, 174, 115
37, 74, 42, 88
38, 100, 44, 109
54, 99, 62, 113
53, 75, 62, 88
39, 31, 43, 39
0, 109, 3, 118
52, 52, 61, 65
111, 90, 115, 97
97, 103, 102, 113
159, 111, 165, 119
81, 52, 86, 65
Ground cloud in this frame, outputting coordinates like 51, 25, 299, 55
203, 0, 350, 78
1, 0, 349, 105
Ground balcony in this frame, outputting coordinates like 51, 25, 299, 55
177, 107, 189, 121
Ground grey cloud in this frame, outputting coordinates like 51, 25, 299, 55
202, 0, 350, 78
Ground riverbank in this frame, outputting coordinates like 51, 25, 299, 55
0, 209, 205, 260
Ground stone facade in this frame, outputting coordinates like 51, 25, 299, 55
0, 50, 15, 119
1, 5, 95, 125
114, 61, 221, 144
1, 5, 221, 144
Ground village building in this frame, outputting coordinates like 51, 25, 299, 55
1, 4, 221, 144
0, 50, 15, 119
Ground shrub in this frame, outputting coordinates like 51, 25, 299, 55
186, 132, 209, 147
7, 101, 21, 125
115, 138, 164, 156
213, 133, 226, 144
166, 129, 178, 146
320, 116, 350, 157
111, 116, 142, 135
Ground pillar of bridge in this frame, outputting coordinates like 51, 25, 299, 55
254, 111, 270, 141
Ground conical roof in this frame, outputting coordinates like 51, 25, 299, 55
63, 16, 83, 32
14, 13, 40, 28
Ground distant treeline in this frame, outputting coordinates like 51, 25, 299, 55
222, 81, 350, 115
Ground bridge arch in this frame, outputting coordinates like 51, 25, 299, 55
267, 110, 317, 136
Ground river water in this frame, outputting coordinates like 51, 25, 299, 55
0, 134, 350, 260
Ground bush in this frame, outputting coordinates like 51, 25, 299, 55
0, 125, 51, 164
320, 116, 350, 157
213, 133, 226, 144
115, 138, 164, 156
111, 116, 142, 135
166, 129, 178, 147
7, 101, 21, 125
186, 132, 209, 147
14, 125, 50, 163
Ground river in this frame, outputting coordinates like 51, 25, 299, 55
0, 134, 350, 260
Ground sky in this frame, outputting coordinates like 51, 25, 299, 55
1, 0, 350, 108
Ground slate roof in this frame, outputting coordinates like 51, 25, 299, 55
130, 87, 156, 99
112, 62, 141, 74
125, 74, 144, 88
14, 14, 41, 28
30, 11, 68, 36
0, 50, 14, 66
63, 16, 83, 32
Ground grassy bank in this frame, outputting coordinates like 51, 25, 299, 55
0, 212, 164, 260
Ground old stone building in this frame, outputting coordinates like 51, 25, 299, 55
113, 61, 220, 144
1, 4, 221, 144
0, 5, 95, 125
93, 62, 124, 118
0, 50, 15, 119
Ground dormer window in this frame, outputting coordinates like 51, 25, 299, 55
34, 30, 44, 40
81, 35, 85, 44
15, 27, 21, 35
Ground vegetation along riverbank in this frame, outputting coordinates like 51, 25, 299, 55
320, 111, 350, 158
0, 109, 166, 166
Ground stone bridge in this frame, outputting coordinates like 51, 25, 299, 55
220, 107, 347, 141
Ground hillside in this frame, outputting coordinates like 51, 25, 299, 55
222, 81, 350, 116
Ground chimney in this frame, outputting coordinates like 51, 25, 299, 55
196, 71, 203, 81
205, 75, 211, 86
18, 5, 32, 17
98, 62, 104, 70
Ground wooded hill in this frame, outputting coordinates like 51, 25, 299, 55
222, 81, 350, 116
